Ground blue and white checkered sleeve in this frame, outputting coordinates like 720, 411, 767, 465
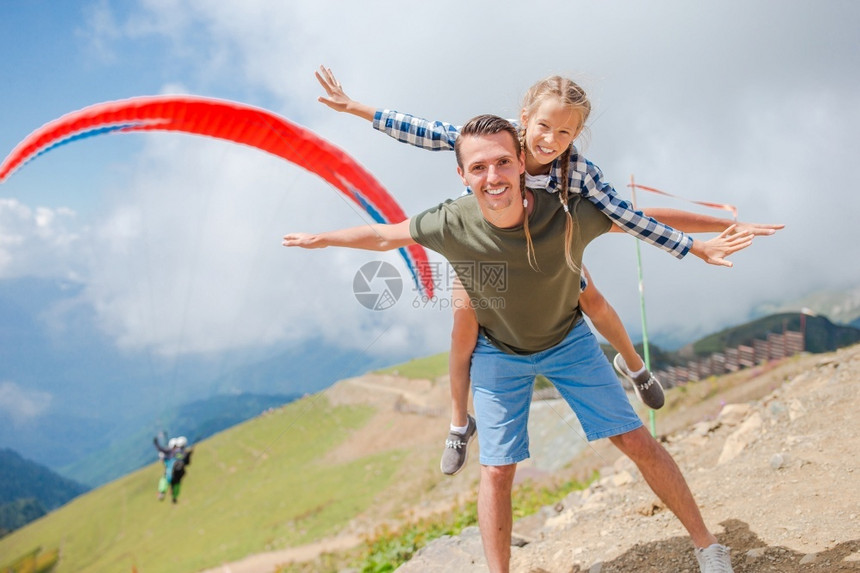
372, 109, 460, 151
575, 157, 693, 259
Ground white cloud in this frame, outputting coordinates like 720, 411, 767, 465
0, 381, 53, 425
0, 199, 84, 280
76, 134, 451, 357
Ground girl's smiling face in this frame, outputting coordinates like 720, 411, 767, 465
521, 96, 582, 175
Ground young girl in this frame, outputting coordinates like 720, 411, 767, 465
314, 67, 783, 475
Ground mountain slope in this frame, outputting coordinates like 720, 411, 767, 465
1, 324, 857, 572
0, 449, 88, 536
60, 392, 301, 487
0, 449, 88, 510
0, 392, 418, 572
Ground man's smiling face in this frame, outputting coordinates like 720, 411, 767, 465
456, 131, 525, 228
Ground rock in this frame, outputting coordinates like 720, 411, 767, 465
510, 533, 531, 548
768, 400, 787, 417
745, 546, 767, 558
610, 470, 635, 487
636, 500, 665, 516
770, 452, 788, 470
718, 403, 752, 426
690, 421, 713, 436
717, 412, 763, 465
545, 510, 578, 530
395, 527, 487, 572
788, 398, 807, 421
683, 433, 710, 448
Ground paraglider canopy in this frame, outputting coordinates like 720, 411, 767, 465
0, 95, 434, 297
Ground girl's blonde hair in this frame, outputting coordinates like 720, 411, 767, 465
520, 76, 591, 272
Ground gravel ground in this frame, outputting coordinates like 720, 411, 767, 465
401, 345, 860, 572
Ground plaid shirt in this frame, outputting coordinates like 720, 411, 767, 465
373, 109, 693, 259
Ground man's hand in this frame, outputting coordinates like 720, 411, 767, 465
282, 232, 326, 249
689, 225, 754, 267
729, 221, 785, 237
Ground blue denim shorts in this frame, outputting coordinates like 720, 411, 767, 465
470, 319, 643, 466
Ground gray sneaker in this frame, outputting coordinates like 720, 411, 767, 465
440, 415, 476, 476
613, 353, 665, 410
695, 543, 733, 573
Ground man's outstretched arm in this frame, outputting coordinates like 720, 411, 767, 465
282, 219, 414, 251
639, 208, 784, 237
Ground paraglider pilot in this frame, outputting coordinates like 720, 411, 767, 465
153, 435, 193, 504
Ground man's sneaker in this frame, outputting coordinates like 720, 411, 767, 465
440, 415, 477, 476
695, 543, 733, 573
613, 353, 665, 410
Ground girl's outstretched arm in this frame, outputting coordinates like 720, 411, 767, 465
605, 207, 783, 266
637, 208, 784, 236
316, 66, 461, 151
315, 66, 376, 121
569, 158, 694, 259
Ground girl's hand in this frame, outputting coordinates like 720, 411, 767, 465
689, 225, 754, 267
314, 66, 376, 121
315, 66, 354, 113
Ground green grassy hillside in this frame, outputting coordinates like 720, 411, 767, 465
0, 395, 402, 573
374, 352, 448, 379
61, 393, 300, 488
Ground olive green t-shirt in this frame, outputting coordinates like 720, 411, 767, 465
410, 190, 612, 354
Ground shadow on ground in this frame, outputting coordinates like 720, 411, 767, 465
557, 520, 860, 573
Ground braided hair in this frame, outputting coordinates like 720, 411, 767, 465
520, 75, 591, 272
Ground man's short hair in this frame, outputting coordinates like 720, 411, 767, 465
454, 114, 521, 168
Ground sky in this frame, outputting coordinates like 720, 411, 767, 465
1, 0, 859, 374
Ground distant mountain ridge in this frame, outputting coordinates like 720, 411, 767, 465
690, 312, 860, 357
751, 285, 860, 326
601, 311, 860, 373
0, 449, 88, 537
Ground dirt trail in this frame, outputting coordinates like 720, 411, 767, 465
198, 534, 362, 573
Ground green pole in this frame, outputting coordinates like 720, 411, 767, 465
630, 175, 656, 437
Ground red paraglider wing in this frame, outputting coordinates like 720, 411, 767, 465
0, 96, 434, 297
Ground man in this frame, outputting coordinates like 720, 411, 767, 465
283, 115, 748, 572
